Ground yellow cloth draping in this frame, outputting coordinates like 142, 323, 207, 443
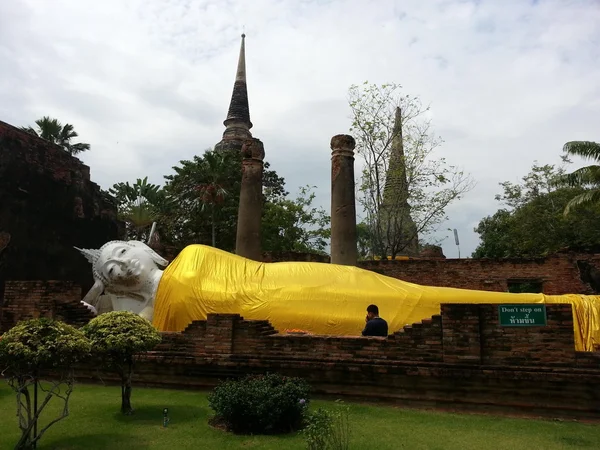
152, 245, 600, 351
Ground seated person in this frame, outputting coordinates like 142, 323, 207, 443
362, 304, 388, 337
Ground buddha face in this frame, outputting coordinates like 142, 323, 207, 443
77, 240, 169, 300
97, 241, 159, 292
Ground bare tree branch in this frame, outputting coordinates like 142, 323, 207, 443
348, 82, 475, 258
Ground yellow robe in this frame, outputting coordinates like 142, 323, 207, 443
152, 245, 600, 351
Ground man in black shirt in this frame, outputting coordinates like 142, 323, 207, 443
361, 304, 388, 337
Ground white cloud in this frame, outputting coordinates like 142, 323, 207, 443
1, 0, 599, 256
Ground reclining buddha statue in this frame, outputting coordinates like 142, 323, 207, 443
76, 240, 600, 351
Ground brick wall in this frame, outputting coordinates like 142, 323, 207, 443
0, 120, 123, 291
261, 251, 330, 263
480, 304, 576, 366
67, 304, 600, 419
149, 248, 598, 295
0, 280, 94, 332
148, 304, 578, 367
358, 252, 600, 294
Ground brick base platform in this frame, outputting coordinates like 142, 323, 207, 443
70, 305, 600, 419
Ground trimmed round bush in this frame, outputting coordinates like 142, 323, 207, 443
82, 311, 162, 415
0, 318, 91, 373
208, 373, 310, 434
0, 318, 92, 450
82, 311, 161, 356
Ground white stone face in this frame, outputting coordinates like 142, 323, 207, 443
97, 241, 158, 294
77, 240, 168, 323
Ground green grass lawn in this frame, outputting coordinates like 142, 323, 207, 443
0, 382, 599, 449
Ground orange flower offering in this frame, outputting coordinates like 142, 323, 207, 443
284, 329, 311, 335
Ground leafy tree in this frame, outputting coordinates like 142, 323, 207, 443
194, 151, 232, 247
348, 82, 474, 259
262, 185, 330, 254
82, 311, 161, 415
111, 148, 331, 255
0, 318, 91, 449
473, 160, 600, 258
555, 141, 600, 214
161, 148, 284, 250
21, 116, 91, 155
356, 222, 373, 260
109, 177, 165, 241
160, 148, 330, 254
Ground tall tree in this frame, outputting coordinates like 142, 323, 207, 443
112, 149, 330, 255
161, 148, 250, 250
194, 151, 232, 247
473, 160, 600, 258
348, 82, 474, 259
555, 141, 600, 214
109, 177, 165, 241
163, 147, 334, 253
262, 185, 330, 254
21, 116, 91, 155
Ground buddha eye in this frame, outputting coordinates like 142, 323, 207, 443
109, 267, 114, 275
120, 248, 126, 254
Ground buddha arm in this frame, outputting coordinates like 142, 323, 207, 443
139, 305, 155, 322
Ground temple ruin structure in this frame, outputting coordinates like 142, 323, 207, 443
330, 134, 358, 265
236, 138, 265, 261
380, 107, 419, 256
214, 34, 265, 260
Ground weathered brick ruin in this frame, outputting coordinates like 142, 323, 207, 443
0, 281, 94, 332
360, 252, 600, 294
69, 305, 600, 419
330, 134, 358, 265
214, 34, 253, 155
0, 120, 122, 328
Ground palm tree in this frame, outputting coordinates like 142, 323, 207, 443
21, 116, 91, 155
109, 177, 163, 240
558, 141, 600, 215
195, 152, 230, 247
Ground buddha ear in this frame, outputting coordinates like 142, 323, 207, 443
127, 240, 169, 267
74, 246, 100, 266
82, 279, 104, 307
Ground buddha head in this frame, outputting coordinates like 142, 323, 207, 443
76, 240, 169, 304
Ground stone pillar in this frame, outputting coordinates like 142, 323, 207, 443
235, 138, 265, 261
330, 134, 357, 265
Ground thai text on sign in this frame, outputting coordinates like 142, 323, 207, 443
498, 304, 547, 327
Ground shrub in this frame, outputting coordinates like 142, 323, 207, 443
82, 311, 161, 415
208, 373, 310, 434
327, 401, 351, 450
303, 408, 334, 450
302, 401, 351, 450
0, 318, 91, 450
0, 318, 90, 374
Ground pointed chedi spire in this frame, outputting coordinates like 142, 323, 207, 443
215, 34, 253, 152
381, 106, 419, 257
224, 33, 252, 129
383, 107, 406, 199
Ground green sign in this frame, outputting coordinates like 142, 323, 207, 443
498, 304, 547, 327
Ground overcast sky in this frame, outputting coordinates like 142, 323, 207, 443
2, 0, 599, 257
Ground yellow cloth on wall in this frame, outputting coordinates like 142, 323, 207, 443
152, 244, 600, 352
